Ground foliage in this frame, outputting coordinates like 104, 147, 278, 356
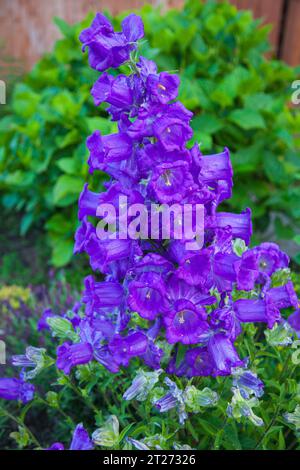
0, 1, 299, 267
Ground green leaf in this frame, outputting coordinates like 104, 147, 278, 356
243, 93, 274, 112
56, 157, 78, 175
45, 213, 73, 234
51, 238, 74, 267
191, 113, 223, 134
20, 213, 34, 236
175, 343, 187, 369
52, 175, 83, 206
85, 117, 115, 134
53, 17, 74, 37
228, 109, 266, 130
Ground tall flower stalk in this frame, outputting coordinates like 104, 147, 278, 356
71, 12, 298, 378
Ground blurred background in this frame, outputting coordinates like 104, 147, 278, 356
0, 0, 299, 310
1, 0, 300, 73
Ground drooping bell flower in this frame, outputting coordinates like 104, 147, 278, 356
85, 233, 139, 274
70, 423, 94, 450
288, 309, 300, 336
48, 424, 94, 451
266, 281, 298, 310
78, 184, 101, 220
56, 342, 94, 375
91, 73, 134, 109
207, 333, 244, 376
214, 209, 252, 245
108, 331, 148, 367
86, 131, 132, 174
199, 147, 232, 180
74, 217, 95, 254
233, 297, 281, 329
82, 275, 124, 316
154, 378, 187, 424
0, 377, 34, 403
232, 368, 264, 399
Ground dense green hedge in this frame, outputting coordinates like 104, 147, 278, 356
0, 0, 299, 267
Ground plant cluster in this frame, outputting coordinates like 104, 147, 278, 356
0, 1, 299, 269
0, 12, 300, 452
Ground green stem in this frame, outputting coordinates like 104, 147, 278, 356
65, 377, 99, 414
255, 352, 291, 450
0, 405, 41, 449
36, 396, 76, 427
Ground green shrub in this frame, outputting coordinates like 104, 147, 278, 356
0, 0, 299, 267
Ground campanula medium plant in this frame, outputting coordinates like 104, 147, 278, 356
0, 1, 299, 270
0, 12, 300, 451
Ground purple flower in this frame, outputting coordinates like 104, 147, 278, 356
233, 298, 281, 329
147, 72, 180, 104
79, 13, 144, 71
148, 161, 194, 203
108, 332, 148, 367
154, 377, 187, 424
164, 299, 209, 345
93, 345, 120, 373
91, 73, 133, 108
48, 423, 93, 451
232, 369, 264, 399
266, 281, 298, 310
74, 217, 95, 254
213, 250, 259, 292
85, 234, 139, 274
235, 250, 259, 291
37, 308, 56, 331
0, 377, 34, 403
56, 342, 94, 375
214, 209, 252, 245
128, 272, 168, 320
75, 12, 296, 380
47, 443, 65, 451
176, 251, 212, 289
78, 183, 101, 220
198, 147, 233, 202
153, 115, 193, 151
86, 131, 132, 174
174, 347, 215, 377
207, 333, 244, 376
210, 306, 242, 341
70, 423, 94, 450
82, 275, 123, 316
137, 56, 157, 79
250, 242, 289, 276
288, 309, 300, 336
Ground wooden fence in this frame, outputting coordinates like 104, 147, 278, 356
0, 0, 299, 76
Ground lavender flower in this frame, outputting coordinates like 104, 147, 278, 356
48, 423, 93, 451
0, 377, 34, 403
154, 378, 187, 424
